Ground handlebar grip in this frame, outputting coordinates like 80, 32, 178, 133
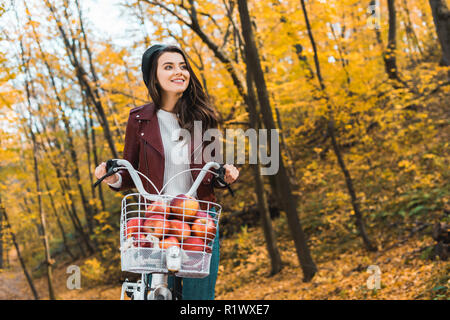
212, 165, 235, 197
93, 160, 119, 188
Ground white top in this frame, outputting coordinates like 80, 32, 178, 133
109, 108, 197, 198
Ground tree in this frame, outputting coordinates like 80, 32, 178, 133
245, 61, 283, 275
429, 0, 450, 66
385, 0, 402, 81
299, 0, 377, 252
29, 125, 56, 300
238, 0, 318, 281
14, 3, 56, 297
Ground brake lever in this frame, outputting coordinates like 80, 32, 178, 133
93, 160, 119, 188
214, 165, 235, 197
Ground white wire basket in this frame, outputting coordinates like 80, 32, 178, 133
120, 193, 222, 278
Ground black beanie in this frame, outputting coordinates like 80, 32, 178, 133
141, 44, 167, 87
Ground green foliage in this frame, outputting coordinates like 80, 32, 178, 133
429, 265, 450, 300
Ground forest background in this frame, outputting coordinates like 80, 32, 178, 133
0, 0, 448, 300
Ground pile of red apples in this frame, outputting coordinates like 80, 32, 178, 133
125, 194, 217, 253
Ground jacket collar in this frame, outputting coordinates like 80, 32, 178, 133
134, 103, 164, 157
135, 102, 156, 120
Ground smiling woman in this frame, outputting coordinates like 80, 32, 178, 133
142, 44, 220, 136
94, 44, 239, 300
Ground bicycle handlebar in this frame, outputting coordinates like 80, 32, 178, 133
93, 159, 233, 201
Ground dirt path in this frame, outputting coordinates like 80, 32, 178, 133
0, 271, 34, 299
0, 250, 35, 300
0, 250, 121, 300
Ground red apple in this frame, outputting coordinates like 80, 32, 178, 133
145, 200, 170, 218
191, 215, 217, 241
126, 217, 145, 239
182, 237, 206, 252
160, 236, 180, 249
170, 194, 200, 221
195, 211, 208, 218
133, 233, 152, 248
142, 214, 168, 239
168, 219, 191, 241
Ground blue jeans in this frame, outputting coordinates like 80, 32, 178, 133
147, 208, 220, 300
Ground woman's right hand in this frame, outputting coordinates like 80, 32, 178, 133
94, 162, 119, 184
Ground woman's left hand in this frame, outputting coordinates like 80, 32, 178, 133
223, 164, 239, 184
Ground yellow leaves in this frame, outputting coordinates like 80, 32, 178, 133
422, 154, 436, 160
381, 169, 394, 181
302, 160, 326, 185
412, 174, 437, 189
0, 0, 447, 301
306, 161, 318, 171
326, 190, 350, 206
313, 147, 322, 154
81, 258, 106, 287
94, 211, 110, 224
101, 224, 114, 232
398, 159, 417, 173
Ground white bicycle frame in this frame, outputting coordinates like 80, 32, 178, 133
114, 159, 221, 300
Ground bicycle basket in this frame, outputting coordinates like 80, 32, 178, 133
120, 193, 222, 278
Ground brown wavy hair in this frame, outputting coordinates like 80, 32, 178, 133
145, 45, 219, 135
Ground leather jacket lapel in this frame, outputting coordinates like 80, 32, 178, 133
137, 103, 165, 159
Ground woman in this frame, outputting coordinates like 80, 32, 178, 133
94, 44, 239, 300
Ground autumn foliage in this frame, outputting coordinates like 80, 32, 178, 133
0, 0, 448, 300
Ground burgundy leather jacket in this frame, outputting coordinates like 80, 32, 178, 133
109, 102, 227, 209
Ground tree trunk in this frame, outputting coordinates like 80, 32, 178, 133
15, 11, 56, 297
370, 0, 407, 86
82, 101, 100, 217
328, 121, 378, 251
245, 60, 283, 276
87, 102, 106, 212
43, 178, 76, 260
30, 129, 56, 300
238, 0, 317, 282
1, 198, 40, 300
385, 0, 402, 80
429, 0, 450, 66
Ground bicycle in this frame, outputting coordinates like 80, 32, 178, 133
94, 159, 230, 300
